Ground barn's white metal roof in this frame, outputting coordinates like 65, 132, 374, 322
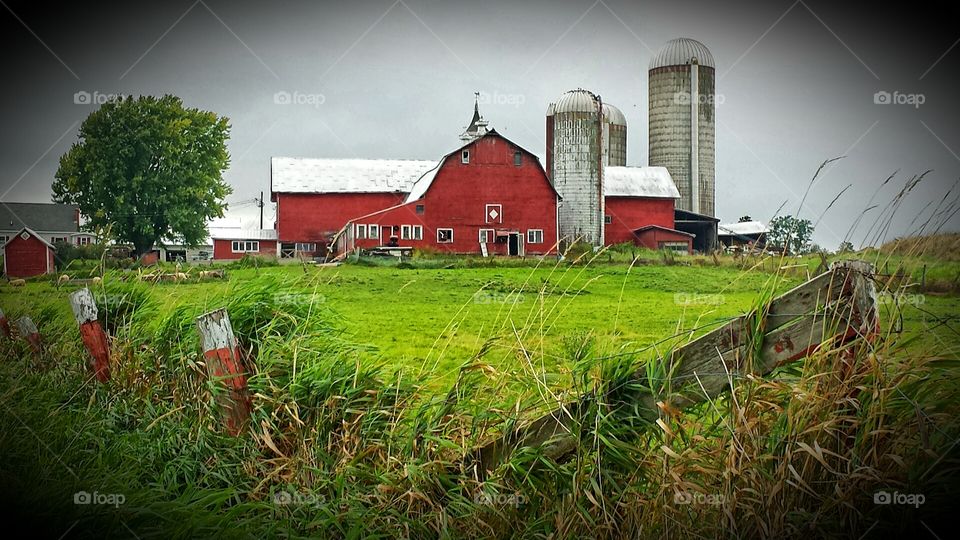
718, 221, 769, 236
404, 161, 445, 203
650, 37, 715, 69
604, 166, 680, 198
271, 157, 439, 194
208, 227, 278, 241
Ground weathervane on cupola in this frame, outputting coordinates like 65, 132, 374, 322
459, 92, 490, 142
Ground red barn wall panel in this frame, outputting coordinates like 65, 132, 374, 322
276, 193, 406, 243
4, 235, 51, 278
603, 197, 676, 246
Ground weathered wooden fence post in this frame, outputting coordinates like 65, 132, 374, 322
196, 309, 251, 435
16, 316, 42, 357
69, 288, 111, 382
0, 307, 11, 339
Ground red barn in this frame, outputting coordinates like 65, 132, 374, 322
271, 158, 437, 257
602, 166, 692, 253
3, 228, 55, 278
338, 130, 559, 256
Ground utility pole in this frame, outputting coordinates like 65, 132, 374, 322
256, 191, 264, 229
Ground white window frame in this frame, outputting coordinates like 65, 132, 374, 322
412, 225, 423, 240
356, 224, 367, 239
51, 236, 67, 244
401, 225, 412, 240
461, 150, 470, 164
76, 236, 92, 246
231, 240, 260, 253
485, 204, 502, 224
527, 229, 544, 244
368, 225, 379, 240
479, 228, 494, 243
437, 228, 453, 244
294, 242, 316, 253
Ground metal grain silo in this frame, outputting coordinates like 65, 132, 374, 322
602, 103, 627, 166
648, 38, 716, 217
547, 89, 605, 246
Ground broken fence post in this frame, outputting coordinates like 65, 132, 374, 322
16, 316, 42, 357
69, 288, 111, 382
196, 309, 251, 436
0, 307, 11, 339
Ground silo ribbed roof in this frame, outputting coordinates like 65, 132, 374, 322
602, 103, 627, 126
552, 89, 601, 113
649, 38, 715, 69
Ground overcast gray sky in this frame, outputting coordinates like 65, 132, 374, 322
1, 0, 958, 249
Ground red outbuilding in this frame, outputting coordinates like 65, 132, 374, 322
338, 130, 560, 256
602, 166, 691, 253
210, 228, 279, 261
3, 228, 56, 278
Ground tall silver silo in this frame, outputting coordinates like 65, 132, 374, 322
547, 89, 605, 246
648, 37, 716, 217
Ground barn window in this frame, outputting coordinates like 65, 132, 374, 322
295, 243, 316, 253
659, 241, 688, 254
401, 225, 411, 240
604, 215, 612, 224
356, 224, 367, 239
514, 151, 522, 166
527, 229, 544, 244
369, 225, 379, 239
479, 229, 494, 243
461, 150, 470, 164
437, 228, 453, 243
232, 241, 260, 253
485, 204, 502, 224
416, 204, 424, 215
412, 225, 423, 240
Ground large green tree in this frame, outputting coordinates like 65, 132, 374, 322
54, 95, 232, 256
767, 215, 814, 255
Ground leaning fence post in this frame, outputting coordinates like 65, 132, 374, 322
196, 309, 251, 435
0, 307, 11, 339
16, 316, 42, 357
69, 288, 111, 382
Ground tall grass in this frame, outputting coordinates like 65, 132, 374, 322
1, 175, 958, 537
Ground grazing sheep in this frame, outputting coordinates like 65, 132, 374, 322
92, 276, 102, 286
58, 274, 71, 286
9, 279, 26, 287
175, 272, 188, 282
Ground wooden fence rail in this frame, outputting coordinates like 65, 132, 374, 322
469, 260, 879, 476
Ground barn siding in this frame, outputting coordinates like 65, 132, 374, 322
276, 192, 406, 244
603, 197, 676, 246
213, 239, 278, 260
4, 233, 54, 278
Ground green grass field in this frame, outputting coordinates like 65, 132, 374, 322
1, 251, 958, 538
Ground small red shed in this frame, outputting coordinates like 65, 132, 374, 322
3, 228, 56, 278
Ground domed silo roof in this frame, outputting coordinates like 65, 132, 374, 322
649, 38, 715, 69
602, 103, 627, 126
553, 89, 601, 113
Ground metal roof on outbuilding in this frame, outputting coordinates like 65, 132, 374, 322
208, 227, 278, 241
603, 166, 680, 199
718, 221, 769, 236
270, 157, 439, 195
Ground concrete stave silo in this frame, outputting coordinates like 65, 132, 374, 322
546, 89, 605, 246
648, 38, 716, 217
